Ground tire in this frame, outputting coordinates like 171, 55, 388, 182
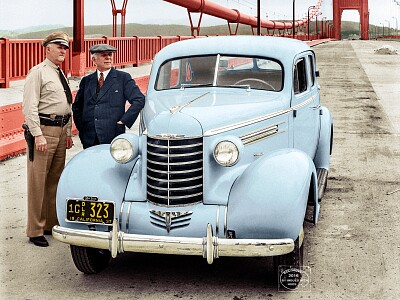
273, 236, 304, 290
70, 245, 111, 274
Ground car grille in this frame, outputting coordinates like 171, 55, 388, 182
147, 136, 203, 206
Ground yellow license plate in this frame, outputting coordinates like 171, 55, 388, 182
66, 199, 115, 224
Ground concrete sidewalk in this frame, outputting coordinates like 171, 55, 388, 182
350, 40, 400, 134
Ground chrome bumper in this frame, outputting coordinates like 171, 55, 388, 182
53, 219, 295, 264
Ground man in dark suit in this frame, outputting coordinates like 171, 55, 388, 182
72, 44, 145, 149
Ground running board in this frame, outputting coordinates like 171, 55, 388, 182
317, 168, 329, 200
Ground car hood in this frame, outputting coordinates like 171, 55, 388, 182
145, 90, 287, 136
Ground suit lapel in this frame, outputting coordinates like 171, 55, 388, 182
97, 68, 116, 100
88, 72, 98, 100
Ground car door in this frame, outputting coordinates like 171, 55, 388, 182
291, 54, 320, 158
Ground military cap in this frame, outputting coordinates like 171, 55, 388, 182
89, 44, 117, 54
42, 32, 70, 48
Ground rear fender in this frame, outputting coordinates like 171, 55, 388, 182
227, 149, 318, 240
56, 145, 137, 229
314, 106, 333, 170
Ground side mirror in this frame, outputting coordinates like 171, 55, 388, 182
315, 70, 320, 77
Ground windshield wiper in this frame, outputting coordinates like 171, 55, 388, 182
217, 84, 251, 91
180, 83, 213, 90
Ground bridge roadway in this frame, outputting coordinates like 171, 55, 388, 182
1, 40, 399, 299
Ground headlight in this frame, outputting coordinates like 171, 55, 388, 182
213, 140, 239, 167
110, 138, 134, 163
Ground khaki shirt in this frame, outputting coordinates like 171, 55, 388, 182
22, 58, 72, 137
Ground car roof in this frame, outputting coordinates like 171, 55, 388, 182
153, 35, 312, 66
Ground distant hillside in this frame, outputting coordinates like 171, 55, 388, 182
8, 23, 250, 39
1, 20, 381, 39
0, 25, 65, 39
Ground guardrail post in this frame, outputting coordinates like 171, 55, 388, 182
133, 36, 139, 67
158, 36, 163, 53
0, 37, 10, 88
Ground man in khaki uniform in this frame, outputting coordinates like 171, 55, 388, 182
22, 32, 73, 247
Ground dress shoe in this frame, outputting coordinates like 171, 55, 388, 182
44, 230, 52, 235
29, 236, 49, 247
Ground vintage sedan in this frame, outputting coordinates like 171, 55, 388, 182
53, 36, 333, 282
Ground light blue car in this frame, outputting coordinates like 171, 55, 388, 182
53, 36, 333, 282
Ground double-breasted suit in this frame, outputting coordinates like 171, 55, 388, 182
72, 68, 145, 149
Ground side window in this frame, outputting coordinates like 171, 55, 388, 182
308, 55, 315, 87
293, 58, 307, 94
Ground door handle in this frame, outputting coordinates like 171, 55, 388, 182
310, 104, 321, 110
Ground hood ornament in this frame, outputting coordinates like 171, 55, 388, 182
169, 92, 210, 114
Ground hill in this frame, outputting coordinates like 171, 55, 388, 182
0, 21, 379, 39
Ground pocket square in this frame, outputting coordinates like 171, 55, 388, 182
115, 90, 119, 93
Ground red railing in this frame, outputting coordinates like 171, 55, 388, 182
0, 35, 194, 88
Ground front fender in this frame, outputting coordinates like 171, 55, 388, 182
56, 145, 136, 229
227, 149, 316, 240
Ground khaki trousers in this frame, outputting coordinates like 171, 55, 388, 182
26, 124, 67, 237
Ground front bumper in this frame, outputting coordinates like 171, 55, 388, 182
53, 219, 295, 264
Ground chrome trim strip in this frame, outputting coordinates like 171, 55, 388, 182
147, 158, 203, 166
240, 122, 285, 145
240, 122, 283, 140
147, 142, 203, 149
241, 130, 277, 145
204, 95, 317, 136
147, 166, 202, 174
147, 200, 202, 208
119, 201, 125, 229
126, 202, 132, 232
292, 94, 317, 111
147, 191, 203, 200
204, 109, 291, 136
147, 150, 203, 157
53, 224, 295, 261
148, 134, 203, 140
147, 175, 202, 183
147, 183, 202, 191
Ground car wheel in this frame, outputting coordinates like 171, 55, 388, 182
70, 245, 111, 274
273, 236, 304, 290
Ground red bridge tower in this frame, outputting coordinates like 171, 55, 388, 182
333, 0, 369, 40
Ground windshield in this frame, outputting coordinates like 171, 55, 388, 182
155, 55, 283, 92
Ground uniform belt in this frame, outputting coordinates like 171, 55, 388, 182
39, 113, 71, 127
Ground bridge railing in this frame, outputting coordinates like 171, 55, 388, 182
0, 35, 194, 88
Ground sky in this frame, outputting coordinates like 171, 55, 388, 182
0, 0, 398, 31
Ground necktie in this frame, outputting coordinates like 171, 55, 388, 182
57, 67, 72, 104
98, 72, 104, 90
